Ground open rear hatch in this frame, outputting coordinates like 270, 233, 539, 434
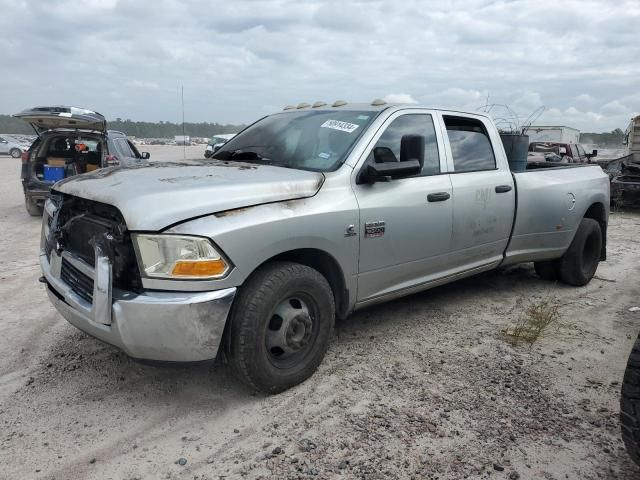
13, 106, 107, 135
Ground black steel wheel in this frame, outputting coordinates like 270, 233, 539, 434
228, 261, 334, 393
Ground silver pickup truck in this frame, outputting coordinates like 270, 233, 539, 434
40, 102, 609, 393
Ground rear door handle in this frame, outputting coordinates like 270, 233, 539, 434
495, 185, 512, 193
427, 192, 450, 202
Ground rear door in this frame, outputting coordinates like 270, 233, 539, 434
13, 106, 107, 134
440, 114, 515, 271
353, 110, 453, 302
0, 137, 8, 154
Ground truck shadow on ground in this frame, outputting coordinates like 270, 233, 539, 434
27, 262, 561, 403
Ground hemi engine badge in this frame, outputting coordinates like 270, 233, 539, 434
365, 221, 385, 238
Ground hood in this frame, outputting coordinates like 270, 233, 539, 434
13, 106, 106, 134
54, 160, 325, 230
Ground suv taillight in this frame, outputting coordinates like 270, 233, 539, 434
21, 151, 29, 163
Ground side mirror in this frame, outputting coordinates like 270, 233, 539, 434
591, 149, 598, 157
358, 134, 425, 184
400, 134, 425, 167
366, 159, 422, 181
141, 152, 150, 159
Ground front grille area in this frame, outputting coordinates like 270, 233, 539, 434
60, 258, 94, 304
47, 193, 142, 293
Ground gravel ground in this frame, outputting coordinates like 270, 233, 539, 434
1, 149, 640, 479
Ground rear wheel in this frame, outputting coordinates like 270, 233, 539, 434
228, 261, 335, 393
25, 197, 43, 217
10, 148, 21, 158
558, 218, 602, 286
621, 333, 640, 466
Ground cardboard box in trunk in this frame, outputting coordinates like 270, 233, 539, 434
47, 157, 66, 167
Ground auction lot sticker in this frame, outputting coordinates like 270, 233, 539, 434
320, 120, 359, 133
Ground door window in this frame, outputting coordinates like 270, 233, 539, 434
115, 138, 134, 158
570, 144, 580, 160
577, 144, 587, 159
369, 114, 440, 175
444, 116, 496, 172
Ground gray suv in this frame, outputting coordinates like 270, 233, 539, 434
15, 106, 150, 216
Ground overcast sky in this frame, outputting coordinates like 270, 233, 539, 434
0, 0, 638, 132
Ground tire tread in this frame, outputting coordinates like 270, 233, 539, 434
622, 333, 640, 466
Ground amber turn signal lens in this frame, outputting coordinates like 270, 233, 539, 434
170, 259, 228, 277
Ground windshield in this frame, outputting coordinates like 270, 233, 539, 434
213, 110, 377, 171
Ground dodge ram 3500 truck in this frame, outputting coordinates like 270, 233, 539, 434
40, 102, 610, 393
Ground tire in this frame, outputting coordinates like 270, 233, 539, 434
621, 333, 640, 466
10, 148, 21, 158
228, 261, 335, 393
558, 218, 602, 286
25, 197, 43, 217
534, 260, 560, 281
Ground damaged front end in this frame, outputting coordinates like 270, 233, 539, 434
43, 193, 142, 302
40, 192, 236, 362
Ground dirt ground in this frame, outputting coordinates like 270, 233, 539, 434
1, 148, 640, 480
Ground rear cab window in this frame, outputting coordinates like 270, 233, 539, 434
443, 116, 496, 172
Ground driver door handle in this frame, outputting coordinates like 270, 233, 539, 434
427, 192, 451, 202
495, 185, 512, 193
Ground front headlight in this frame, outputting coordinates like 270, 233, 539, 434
132, 234, 230, 280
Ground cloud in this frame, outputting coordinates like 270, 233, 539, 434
383, 93, 418, 104
0, 0, 638, 131
126, 80, 161, 90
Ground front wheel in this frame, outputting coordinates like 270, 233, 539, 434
558, 218, 602, 286
621, 333, 640, 466
10, 148, 21, 158
228, 261, 335, 393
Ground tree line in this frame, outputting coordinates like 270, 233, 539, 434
0, 115, 245, 138
0, 113, 627, 145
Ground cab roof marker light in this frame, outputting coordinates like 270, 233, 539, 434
371, 98, 386, 106
332, 100, 347, 107
283, 105, 296, 110
296, 103, 311, 109
312, 101, 327, 108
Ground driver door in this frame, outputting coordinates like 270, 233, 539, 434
353, 111, 453, 303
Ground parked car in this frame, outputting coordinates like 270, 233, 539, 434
528, 141, 598, 163
15, 106, 151, 216
0, 135, 30, 158
621, 331, 640, 466
204, 134, 236, 158
39, 101, 609, 393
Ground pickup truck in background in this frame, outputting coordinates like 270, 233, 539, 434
528, 141, 598, 163
204, 133, 236, 158
39, 102, 609, 393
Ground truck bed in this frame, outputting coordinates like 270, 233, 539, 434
503, 164, 609, 265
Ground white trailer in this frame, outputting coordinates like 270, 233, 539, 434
174, 135, 191, 146
624, 115, 640, 163
524, 126, 580, 144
